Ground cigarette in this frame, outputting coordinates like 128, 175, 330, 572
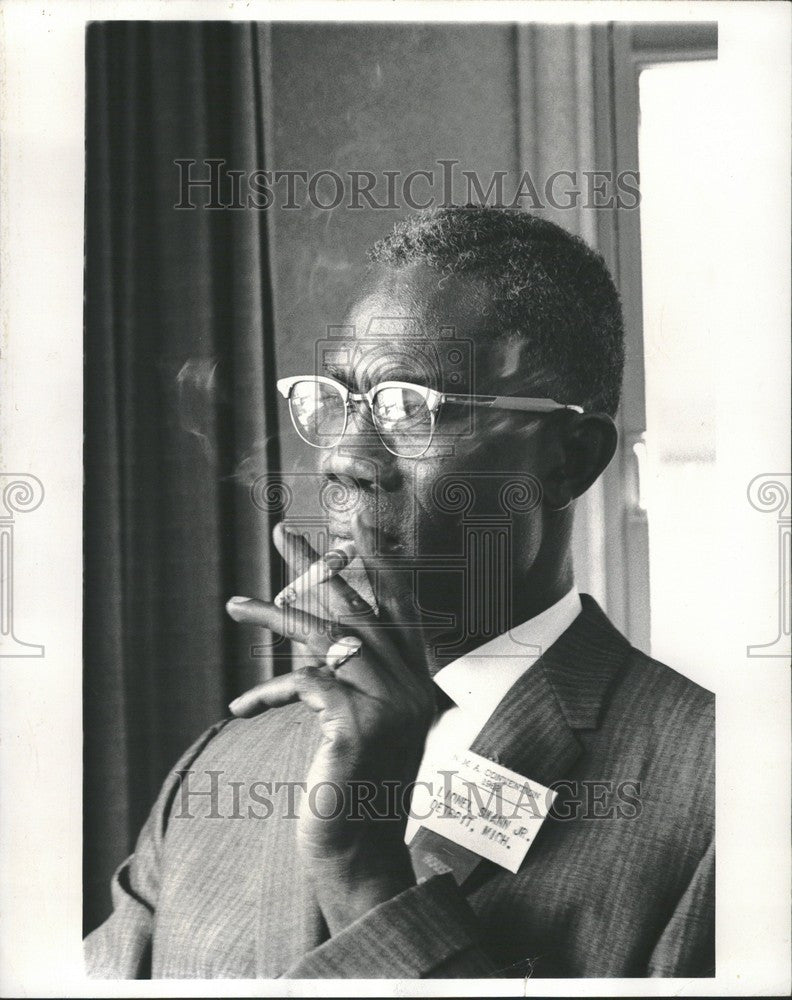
274, 539, 357, 608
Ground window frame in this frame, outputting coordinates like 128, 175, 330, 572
589, 21, 719, 653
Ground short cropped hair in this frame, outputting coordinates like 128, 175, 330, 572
367, 207, 625, 416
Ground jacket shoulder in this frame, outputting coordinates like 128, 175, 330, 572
606, 645, 715, 797
620, 645, 714, 717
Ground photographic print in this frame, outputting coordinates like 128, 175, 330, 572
0, 2, 789, 995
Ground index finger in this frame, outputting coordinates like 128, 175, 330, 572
273, 522, 376, 625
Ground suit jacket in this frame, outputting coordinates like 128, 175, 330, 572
85, 595, 715, 979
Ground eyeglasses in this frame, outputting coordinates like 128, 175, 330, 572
277, 375, 584, 459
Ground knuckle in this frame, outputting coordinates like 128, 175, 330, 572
292, 665, 317, 688
326, 726, 354, 755
307, 636, 331, 661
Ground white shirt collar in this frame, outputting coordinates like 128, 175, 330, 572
433, 588, 582, 722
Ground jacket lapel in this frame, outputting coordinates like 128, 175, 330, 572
470, 594, 632, 782
410, 595, 632, 887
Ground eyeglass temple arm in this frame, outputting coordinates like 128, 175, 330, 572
442, 393, 584, 414
276, 379, 584, 414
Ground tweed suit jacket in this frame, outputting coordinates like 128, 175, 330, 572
85, 595, 715, 979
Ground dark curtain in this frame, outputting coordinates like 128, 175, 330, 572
84, 22, 280, 934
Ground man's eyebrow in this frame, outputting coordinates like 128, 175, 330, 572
320, 362, 435, 390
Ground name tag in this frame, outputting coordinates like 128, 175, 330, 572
415, 749, 557, 874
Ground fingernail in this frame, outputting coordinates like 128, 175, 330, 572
228, 697, 244, 713
228, 596, 251, 605
274, 587, 297, 608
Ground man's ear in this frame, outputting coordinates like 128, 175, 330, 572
542, 411, 618, 511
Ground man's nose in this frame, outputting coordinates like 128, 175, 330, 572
346, 397, 376, 435
321, 402, 400, 492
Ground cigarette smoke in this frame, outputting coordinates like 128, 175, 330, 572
172, 355, 318, 486
175, 357, 221, 462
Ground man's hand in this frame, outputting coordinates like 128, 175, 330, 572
225, 512, 436, 933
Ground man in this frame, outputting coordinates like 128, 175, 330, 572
85, 207, 714, 978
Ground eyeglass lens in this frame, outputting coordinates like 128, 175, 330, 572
288, 379, 347, 447
287, 379, 434, 458
371, 385, 434, 458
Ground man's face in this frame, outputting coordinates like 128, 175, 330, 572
316, 264, 552, 598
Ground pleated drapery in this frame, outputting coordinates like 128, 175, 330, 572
83, 22, 280, 933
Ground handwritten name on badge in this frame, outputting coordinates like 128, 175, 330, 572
418, 750, 557, 874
